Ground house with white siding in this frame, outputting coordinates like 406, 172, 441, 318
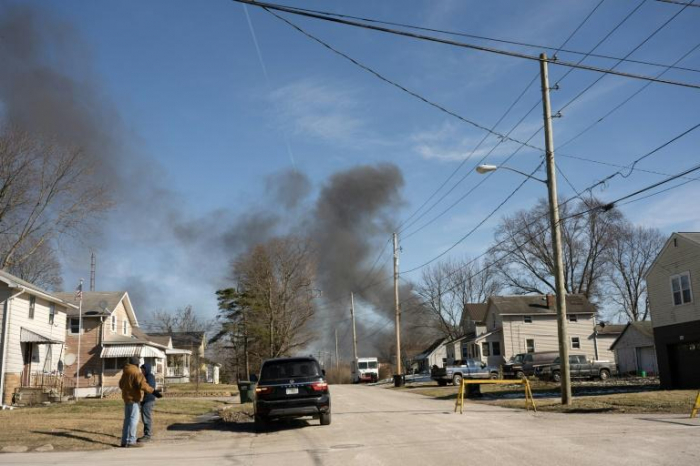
460, 303, 489, 360
476, 294, 597, 368
592, 323, 625, 362
412, 337, 448, 372
53, 291, 167, 397
610, 321, 657, 376
645, 232, 700, 389
0, 270, 75, 406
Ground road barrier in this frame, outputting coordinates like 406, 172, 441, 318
690, 392, 700, 419
454, 378, 537, 414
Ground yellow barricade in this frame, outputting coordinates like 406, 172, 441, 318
690, 391, 700, 419
454, 378, 537, 414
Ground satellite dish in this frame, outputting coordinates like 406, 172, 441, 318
99, 300, 109, 311
64, 353, 76, 366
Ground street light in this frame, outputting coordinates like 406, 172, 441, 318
476, 162, 572, 405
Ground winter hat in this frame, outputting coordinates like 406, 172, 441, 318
129, 356, 140, 366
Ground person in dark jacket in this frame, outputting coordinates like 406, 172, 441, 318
139, 363, 157, 442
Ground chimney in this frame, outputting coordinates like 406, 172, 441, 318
546, 294, 555, 309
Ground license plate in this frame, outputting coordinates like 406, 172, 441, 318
286, 387, 298, 395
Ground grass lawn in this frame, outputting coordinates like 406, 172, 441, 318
490, 390, 700, 414
401, 380, 700, 415
0, 398, 224, 452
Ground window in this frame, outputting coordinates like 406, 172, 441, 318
69, 318, 80, 334
571, 337, 581, 349
48, 304, 55, 325
111, 315, 117, 332
492, 342, 501, 356
122, 320, 128, 335
482, 342, 490, 357
567, 314, 578, 322
671, 272, 693, 305
523, 315, 532, 324
526, 339, 535, 353
29, 296, 36, 319
105, 357, 130, 370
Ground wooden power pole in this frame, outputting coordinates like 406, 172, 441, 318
350, 292, 358, 362
540, 52, 572, 405
335, 328, 339, 370
393, 232, 402, 376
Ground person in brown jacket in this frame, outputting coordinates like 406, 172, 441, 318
119, 356, 160, 447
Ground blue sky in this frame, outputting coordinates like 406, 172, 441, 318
16, 0, 699, 325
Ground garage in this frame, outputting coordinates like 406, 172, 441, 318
669, 340, 700, 389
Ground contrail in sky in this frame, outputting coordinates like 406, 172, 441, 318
243, 4, 296, 168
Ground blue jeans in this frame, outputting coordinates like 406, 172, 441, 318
141, 401, 154, 438
121, 402, 140, 445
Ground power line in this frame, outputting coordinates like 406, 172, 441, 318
655, 0, 700, 7
398, 0, 652, 237
556, 0, 696, 116
247, 0, 700, 74
236, 0, 700, 90
259, 7, 544, 154
558, 40, 700, 150
401, 160, 545, 274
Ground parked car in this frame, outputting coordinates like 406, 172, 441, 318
431, 359, 500, 386
536, 355, 617, 382
520, 351, 560, 377
502, 353, 526, 379
254, 356, 331, 429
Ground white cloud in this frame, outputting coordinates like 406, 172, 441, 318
631, 184, 700, 231
410, 120, 542, 162
268, 78, 365, 142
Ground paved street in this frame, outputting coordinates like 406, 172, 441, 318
3, 385, 700, 465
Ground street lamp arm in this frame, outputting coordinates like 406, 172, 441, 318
475, 164, 547, 184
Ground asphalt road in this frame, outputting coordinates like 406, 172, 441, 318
3, 385, 700, 465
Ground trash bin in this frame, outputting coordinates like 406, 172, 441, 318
640, 370, 647, 378
237, 381, 256, 403
393, 374, 405, 387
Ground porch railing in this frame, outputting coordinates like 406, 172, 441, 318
21, 371, 65, 392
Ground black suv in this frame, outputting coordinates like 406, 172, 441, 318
254, 357, 331, 429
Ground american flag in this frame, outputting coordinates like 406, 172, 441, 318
75, 280, 83, 301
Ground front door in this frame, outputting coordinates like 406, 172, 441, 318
22, 343, 33, 386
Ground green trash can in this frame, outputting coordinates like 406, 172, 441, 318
237, 381, 256, 403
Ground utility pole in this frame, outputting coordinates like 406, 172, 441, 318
540, 53, 572, 405
335, 328, 339, 370
393, 232, 402, 376
350, 292, 358, 362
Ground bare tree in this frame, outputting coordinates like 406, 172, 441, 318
413, 256, 502, 339
223, 235, 318, 359
606, 222, 665, 322
490, 197, 621, 301
0, 127, 111, 278
148, 305, 212, 333
6, 239, 63, 290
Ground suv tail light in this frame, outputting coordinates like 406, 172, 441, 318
310, 382, 328, 392
255, 386, 273, 395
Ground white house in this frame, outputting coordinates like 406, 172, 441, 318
412, 338, 448, 372
610, 321, 657, 376
0, 270, 75, 406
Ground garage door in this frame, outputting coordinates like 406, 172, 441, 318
635, 346, 657, 375
670, 341, 700, 389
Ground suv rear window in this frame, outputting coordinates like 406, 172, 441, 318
261, 359, 321, 381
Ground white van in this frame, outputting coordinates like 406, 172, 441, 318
352, 357, 379, 383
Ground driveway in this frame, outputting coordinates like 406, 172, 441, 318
3, 385, 700, 465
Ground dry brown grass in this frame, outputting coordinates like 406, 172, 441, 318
163, 382, 238, 396
490, 390, 700, 414
325, 364, 353, 384
0, 398, 222, 452
402, 379, 699, 415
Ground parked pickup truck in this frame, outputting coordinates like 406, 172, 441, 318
431, 359, 500, 386
536, 355, 616, 382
